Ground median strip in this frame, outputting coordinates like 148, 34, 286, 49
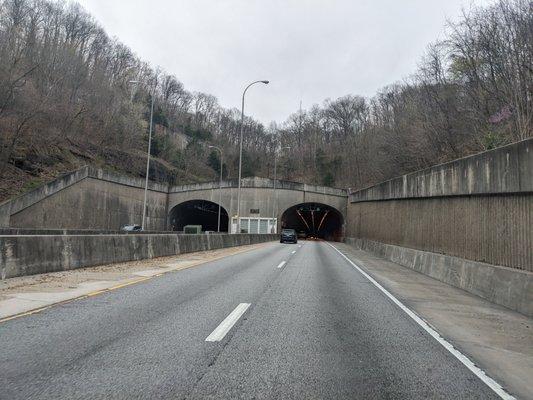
205, 303, 251, 342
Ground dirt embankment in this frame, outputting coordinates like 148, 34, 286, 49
0, 142, 205, 203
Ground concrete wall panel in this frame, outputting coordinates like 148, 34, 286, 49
346, 194, 533, 271
9, 178, 168, 231
347, 138, 533, 272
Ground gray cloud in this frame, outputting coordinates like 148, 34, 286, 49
75, 0, 494, 124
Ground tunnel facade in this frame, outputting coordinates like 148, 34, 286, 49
167, 178, 348, 234
281, 202, 344, 241
169, 200, 229, 232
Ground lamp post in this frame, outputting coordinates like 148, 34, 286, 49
208, 145, 223, 232
236, 80, 269, 233
129, 80, 154, 231
272, 146, 290, 233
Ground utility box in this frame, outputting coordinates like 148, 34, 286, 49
183, 225, 202, 234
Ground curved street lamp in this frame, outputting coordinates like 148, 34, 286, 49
236, 80, 269, 233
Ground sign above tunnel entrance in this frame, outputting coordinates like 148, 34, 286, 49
297, 205, 323, 212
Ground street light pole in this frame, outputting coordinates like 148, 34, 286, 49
141, 94, 154, 231
209, 145, 223, 232
236, 80, 269, 233
272, 146, 290, 233
128, 80, 154, 231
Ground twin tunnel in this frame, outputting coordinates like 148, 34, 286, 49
168, 200, 343, 241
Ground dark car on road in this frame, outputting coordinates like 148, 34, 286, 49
280, 228, 298, 244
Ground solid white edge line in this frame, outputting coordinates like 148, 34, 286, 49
326, 242, 515, 400
205, 303, 251, 342
276, 261, 286, 269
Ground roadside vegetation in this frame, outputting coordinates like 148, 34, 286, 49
0, 0, 531, 201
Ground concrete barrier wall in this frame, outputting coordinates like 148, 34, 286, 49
347, 194, 532, 271
0, 233, 277, 279
344, 238, 533, 317
346, 139, 533, 272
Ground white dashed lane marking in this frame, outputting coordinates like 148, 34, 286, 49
205, 303, 251, 342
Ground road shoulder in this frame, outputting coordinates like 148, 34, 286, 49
333, 242, 533, 400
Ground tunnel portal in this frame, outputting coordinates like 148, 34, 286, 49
280, 203, 343, 241
169, 200, 229, 232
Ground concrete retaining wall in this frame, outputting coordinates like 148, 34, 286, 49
347, 194, 532, 272
0, 233, 277, 279
9, 177, 169, 231
0, 166, 170, 231
346, 139, 533, 272
345, 238, 533, 317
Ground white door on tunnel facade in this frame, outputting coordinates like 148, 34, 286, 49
231, 217, 277, 234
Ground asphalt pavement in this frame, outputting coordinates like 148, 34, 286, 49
0, 241, 501, 399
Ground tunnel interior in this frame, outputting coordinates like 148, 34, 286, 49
281, 203, 343, 241
169, 200, 229, 232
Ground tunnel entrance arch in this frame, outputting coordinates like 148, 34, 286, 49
280, 203, 344, 241
169, 200, 229, 232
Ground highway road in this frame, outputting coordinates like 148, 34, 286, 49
0, 241, 501, 399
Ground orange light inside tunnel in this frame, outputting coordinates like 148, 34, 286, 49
317, 210, 330, 232
296, 209, 311, 231
281, 203, 343, 241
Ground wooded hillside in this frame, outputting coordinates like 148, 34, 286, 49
0, 0, 531, 201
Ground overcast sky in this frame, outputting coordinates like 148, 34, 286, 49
75, 0, 494, 125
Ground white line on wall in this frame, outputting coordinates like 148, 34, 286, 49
276, 261, 286, 269
205, 303, 251, 342
326, 242, 515, 400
